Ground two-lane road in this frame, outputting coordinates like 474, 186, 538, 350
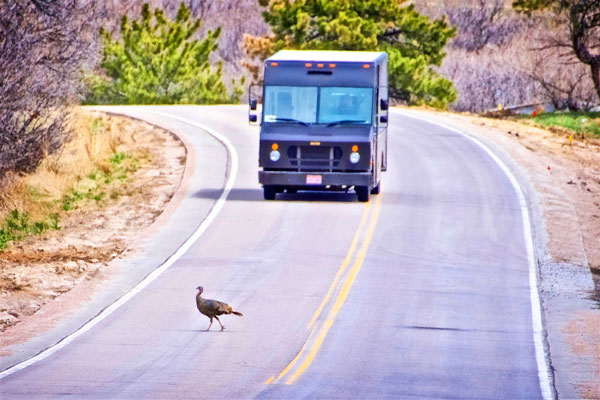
0, 106, 552, 399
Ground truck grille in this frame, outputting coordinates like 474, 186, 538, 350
287, 145, 343, 172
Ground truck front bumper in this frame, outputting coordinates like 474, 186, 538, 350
259, 170, 371, 187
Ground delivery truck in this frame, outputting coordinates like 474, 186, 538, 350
249, 50, 388, 202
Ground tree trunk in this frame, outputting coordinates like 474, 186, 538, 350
589, 60, 600, 102
570, 3, 600, 101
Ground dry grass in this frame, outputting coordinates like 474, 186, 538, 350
0, 108, 153, 249
0, 109, 185, 334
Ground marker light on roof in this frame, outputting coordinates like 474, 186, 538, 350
329, 64, 336, 68
305, 63, 312, 67
317, 63, 324, 68
363, 64, 371, 69
270, 62, 278, 67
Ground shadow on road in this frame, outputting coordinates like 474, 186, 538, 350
193, 188, 360, 203
193, 188, 261, 201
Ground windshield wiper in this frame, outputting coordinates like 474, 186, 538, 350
326, 119, 367, 127
273, 117, 309, 126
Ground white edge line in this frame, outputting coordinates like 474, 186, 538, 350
392, 109, 554, 400
0, 110, 239, 380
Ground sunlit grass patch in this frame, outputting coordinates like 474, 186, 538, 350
0, 210, 60, 251
515, 111, 600, 138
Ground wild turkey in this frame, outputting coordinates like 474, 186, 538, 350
195, 286, 243, 331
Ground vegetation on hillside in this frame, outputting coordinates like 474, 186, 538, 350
0, 111, 153, 251
418, 0, 598, 112
85, 3, 243, 105
245, 0, 457, 108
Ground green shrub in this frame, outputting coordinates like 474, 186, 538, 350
85, 3, 243, 105
0, 210, 60, 250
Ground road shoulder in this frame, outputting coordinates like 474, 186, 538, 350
1, 106, 229, 371
393, 108, 599, 399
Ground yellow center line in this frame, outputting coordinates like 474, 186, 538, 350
265, 201, 372, 385
275, 342, 307, 381
306, 201, 372, 330
285, 194, 382, 384
285, 319, 334, 384
268, 194, 383, 385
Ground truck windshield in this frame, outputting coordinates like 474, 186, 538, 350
264, 86, 318, 124
263, 86, 372, 125
318, 87, 372, 125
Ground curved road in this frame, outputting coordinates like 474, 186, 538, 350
0, 106, 552, 399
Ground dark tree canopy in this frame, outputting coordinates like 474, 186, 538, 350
246, 0, 457, 108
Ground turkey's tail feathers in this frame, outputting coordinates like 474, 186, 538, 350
232, 311, 243, 316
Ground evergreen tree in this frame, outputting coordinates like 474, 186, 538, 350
86, 3, 242, 105
246, 0, 457, 108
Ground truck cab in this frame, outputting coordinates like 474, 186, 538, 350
249, 50, 388, 202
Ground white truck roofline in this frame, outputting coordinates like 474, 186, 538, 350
267, 50, 387, 63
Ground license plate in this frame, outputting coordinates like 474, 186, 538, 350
306, 175, 322, 185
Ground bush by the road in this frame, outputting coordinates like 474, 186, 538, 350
85, 3, 243, 105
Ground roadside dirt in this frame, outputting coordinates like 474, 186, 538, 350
0, 109, 186, 352
1, 107, 598, 397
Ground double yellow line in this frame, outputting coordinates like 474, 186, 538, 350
265, 194, 383, 385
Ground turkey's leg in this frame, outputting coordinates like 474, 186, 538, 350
215, 316, 225, 331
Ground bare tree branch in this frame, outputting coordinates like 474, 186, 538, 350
0, 0, 100, 183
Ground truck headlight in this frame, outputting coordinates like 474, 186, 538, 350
350, 152, 360, 164
270, 150, 281, 162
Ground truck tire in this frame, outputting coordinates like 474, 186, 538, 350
264, 185, 277, 200
370, 181, 381, 195
356, 186, 370, 202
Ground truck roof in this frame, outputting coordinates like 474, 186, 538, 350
267, 50, 387, 63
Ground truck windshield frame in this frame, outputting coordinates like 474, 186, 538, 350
263, 85, 373, 126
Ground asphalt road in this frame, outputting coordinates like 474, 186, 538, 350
0, 106, 551, 399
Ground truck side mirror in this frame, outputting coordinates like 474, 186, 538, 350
249, 114, 258, 123
379, 115, 388, 124
380, 99, 388, 111
250, 99, 257, 111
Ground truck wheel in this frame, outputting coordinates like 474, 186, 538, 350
370, 181, 381, 195
264, 185, 277, 200
356, 186, 370, 202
